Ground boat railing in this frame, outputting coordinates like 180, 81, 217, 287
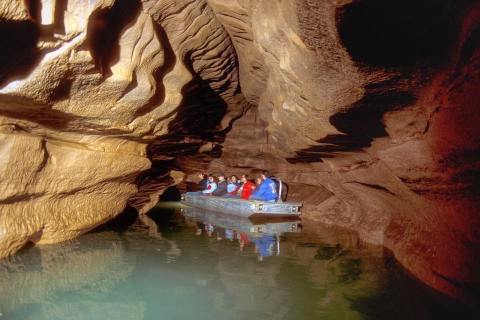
272, 178, 288, 203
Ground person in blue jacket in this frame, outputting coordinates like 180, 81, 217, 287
249, 171, 278, 202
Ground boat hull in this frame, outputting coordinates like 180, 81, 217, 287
182, 194, 302, 218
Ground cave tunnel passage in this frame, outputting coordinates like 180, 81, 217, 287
90, 206, 139, 233
336, 0, 464, 68
160, 186, 182, 202
131, 66, 232, 213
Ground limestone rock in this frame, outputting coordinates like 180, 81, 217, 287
206, 0, 480, 302
0, 0, 238, 258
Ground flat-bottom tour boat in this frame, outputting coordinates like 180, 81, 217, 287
182, 193, 302, 218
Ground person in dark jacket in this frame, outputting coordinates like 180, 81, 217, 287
202, 175, 217, 195
213, 174, 228, 196
197, 173, 208, 191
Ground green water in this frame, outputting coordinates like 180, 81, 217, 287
0, 204, 475, 320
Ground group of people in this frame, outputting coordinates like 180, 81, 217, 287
195, 171, 279, 202
195, 222, 278, 261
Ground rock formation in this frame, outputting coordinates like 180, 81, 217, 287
0, 0, 239, 257
0, 0, 479, 304
205, 0, 480, 303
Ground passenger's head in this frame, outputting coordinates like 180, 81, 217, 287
208, 175, 215, 182
261, 170, 270, 180
218, 174, 226, 182
255, 177, 262, 185
197, 173, 206, 180
230, 175, 238, 183
240, 174, 249, 183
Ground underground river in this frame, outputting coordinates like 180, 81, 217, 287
0, 203, 477, 320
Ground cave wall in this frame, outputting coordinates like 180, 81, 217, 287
0, 0, 239, 257
204, 0, 480, 302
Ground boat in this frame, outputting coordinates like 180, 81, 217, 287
181, 193, 302, 218
181, 206, 300, 234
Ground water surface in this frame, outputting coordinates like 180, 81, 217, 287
0, 203, 476, 320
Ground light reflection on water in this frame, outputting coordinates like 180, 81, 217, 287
0, 203, 476, 320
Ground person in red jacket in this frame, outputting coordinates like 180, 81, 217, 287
240, 174, 256, 200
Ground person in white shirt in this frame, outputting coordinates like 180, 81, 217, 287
202, 175, 217, 195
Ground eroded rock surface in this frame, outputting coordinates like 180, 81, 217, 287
203, 0, 480, 303
0, 0, 238, 257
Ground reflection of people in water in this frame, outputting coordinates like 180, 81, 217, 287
253, 234, 276, 261
225, 229, 235, 241
216, 228, 225, 241
239, 232, 251, 252
204, 223, 214, 237
188, 218, 282, 261
195, 222, 203, 236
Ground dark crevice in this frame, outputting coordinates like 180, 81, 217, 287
345, 181, 396, 196
90, 206, 139, 233
24, 0, 42, 22
168, 76, 229, 140
128, 73, 240, 211
53, 0, 68, 34
37, 139, 50, 173
49, 74, 74, 101
160, 186, 181, 201
0, 192, 46, 205
432, 270, 480, 300
459, 24, 480, 67
336, 0, 464, 69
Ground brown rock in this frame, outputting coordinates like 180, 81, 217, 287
0, 0, 238, 258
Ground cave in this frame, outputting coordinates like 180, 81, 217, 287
0, 0, 479, 318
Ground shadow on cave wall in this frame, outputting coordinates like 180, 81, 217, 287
86, 0, 142, 77
0, 19, 40, 86
288, 84, 416, 163
336, 0, 465, 69
0, 0, 76, 87
289, 0, 471, 164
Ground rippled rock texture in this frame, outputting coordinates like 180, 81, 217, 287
0, 0, 239, 257
1, 0, 479, 304
204, 0, 480, 303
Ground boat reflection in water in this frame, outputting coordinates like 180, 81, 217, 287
181, 206, 300, 261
